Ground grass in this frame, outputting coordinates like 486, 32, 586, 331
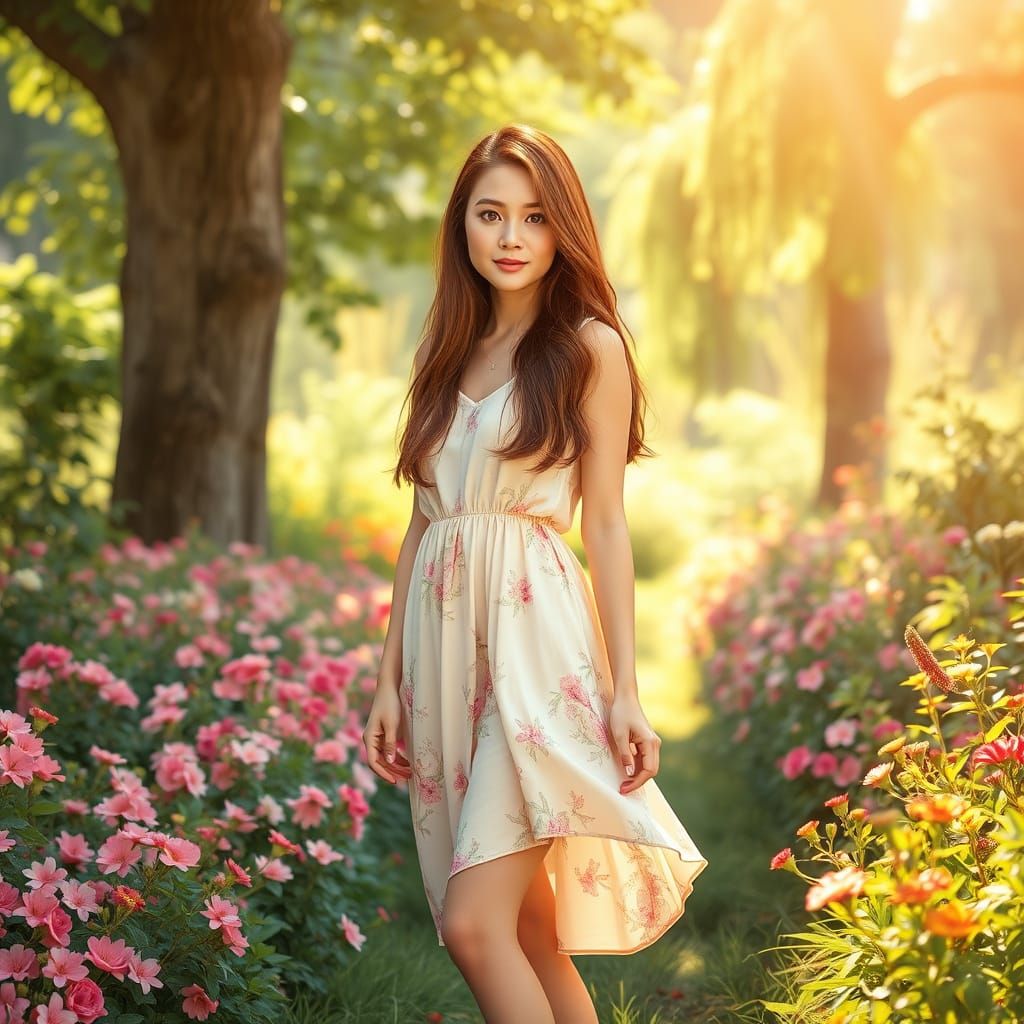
286, 574, 800, 1023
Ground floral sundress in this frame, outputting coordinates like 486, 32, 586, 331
400, 318, 708, 953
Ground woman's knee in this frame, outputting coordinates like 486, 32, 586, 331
441, 902, 499, 957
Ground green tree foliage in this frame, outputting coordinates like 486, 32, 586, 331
1, 0, 666, 346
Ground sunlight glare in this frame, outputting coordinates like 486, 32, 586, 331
907, 0, 935, 21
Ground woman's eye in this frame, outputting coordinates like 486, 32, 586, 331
478, 210, 546, 224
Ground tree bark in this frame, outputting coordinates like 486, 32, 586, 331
106, 1, 291, 545
814, 0, 903, 507
1, 0, 291, 545
817, 282, 890, 505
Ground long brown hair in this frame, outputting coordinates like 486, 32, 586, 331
391, 123, 654, 488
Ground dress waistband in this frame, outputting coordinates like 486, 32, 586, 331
427, 510, 556, 527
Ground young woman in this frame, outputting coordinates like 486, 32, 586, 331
363, 124, 708, 1023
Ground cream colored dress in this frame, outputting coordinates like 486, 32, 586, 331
400, 320, 708, 954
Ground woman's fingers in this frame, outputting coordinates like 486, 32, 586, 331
619, 732, 662, 794
363, 718, 402, 784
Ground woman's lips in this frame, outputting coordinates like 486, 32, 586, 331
494, 259, 527, 272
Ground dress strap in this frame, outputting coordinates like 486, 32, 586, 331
579, 315, 598, 329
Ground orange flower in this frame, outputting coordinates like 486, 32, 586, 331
796, 820, 819, 837
890, 866, 954, 905
806, 866, 867, 912
924, 899, 981, 938
906, 793, 968, 823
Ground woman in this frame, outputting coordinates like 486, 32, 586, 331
363, 124, 707, 1023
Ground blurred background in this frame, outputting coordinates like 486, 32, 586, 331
3, 1, 1024, 1021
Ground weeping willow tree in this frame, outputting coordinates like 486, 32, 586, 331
617, 0, 1024, 505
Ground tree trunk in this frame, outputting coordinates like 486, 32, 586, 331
814, 0, 903, 507
108, 2, 291, 545
817, 281, 890, 505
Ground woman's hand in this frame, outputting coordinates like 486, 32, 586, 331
608, 692, 661, 794
361, 682, 413, 785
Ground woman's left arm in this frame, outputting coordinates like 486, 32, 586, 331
577, 319, 661, 795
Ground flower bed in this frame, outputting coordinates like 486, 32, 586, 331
680, 498, 1019, 814
764, 586, 1024, 1022
0, 530, 405, 1021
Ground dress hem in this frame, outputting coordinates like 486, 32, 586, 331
433, 830, 710, 956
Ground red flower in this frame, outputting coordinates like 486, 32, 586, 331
972, 734, 1024, 767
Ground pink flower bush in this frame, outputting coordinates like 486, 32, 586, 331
679, 498, 1019, 804
0, 531, 402, 1019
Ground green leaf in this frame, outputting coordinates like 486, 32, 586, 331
984, 715, 1013, 743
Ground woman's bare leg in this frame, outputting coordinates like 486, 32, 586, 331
517, 859, 599, 1024
442, 841, 556, 1024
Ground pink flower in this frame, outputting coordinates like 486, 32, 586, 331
780, 745, 814, 780
201, 894, 241, 931
220, 923, 249, 957
40, 904, 73, 949
305, 840, 344, 866
31, 992, 77, 1024
96, 832, 143, 877
58, 879, 102, 921
0, 830, 15, 854
824, 718, 857, 748
876, 642, 902, 671
24, 857, 67, 891
559, 673, 592, 709
56, 831, 94, 868
340, 913, 367, 951
85, 934, 134, 980
64, 978, 106, 1024
254, 855, 293, 882
416, 776, 442, 804
225, 858, 252, 887
181, 983, 219, 1020
810, 751, 839, 777
0, 880, 18, 915
832, 755, 862, 787
127, 953, 164, 994
42, 948, 88, 988
800, 611, 835, 651
0, 981, 29, 1022
12, 886, 59, 928
89, 745, 127, 766
158, 837, 201, 870
0, 744, 36, 787
942, 525, 968, 545
453, 761, 469, 795
796, 661, 826, 692
0, 943, 41, 981
285, 784, 332, 829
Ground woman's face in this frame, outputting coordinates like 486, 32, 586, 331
464, 162, 557, 295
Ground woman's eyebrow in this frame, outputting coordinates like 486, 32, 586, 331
474, 198, 543, 208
